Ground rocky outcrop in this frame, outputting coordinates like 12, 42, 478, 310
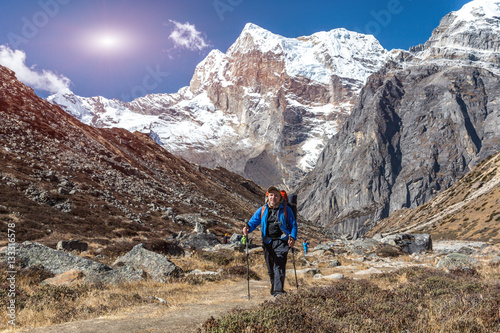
299, 2, 500, 237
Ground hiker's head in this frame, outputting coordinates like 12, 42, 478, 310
266, 186, 282, 208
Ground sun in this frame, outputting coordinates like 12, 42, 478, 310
97, 34, 121, 49
82, 29, 130, 55
95, 33, 124, 51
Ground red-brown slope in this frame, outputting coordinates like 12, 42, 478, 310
0, 65, 267, 251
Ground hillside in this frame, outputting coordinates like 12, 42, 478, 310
367, 151, 500, 242
0, 65, 323, 252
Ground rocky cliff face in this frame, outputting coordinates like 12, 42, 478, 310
49, 23, 388, 190
299, 0, 500, 237
366, 151, 500, 242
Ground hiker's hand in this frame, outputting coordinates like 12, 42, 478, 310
242, 225, 249, 236
288, 238, 295, 248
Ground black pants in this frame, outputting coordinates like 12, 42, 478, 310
263, 239, 289, 296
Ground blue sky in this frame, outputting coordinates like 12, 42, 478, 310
0, 0, 470, 101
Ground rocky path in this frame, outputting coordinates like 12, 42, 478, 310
20, 279, 273, 333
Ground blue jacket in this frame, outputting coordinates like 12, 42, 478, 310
247, 203, 298, 244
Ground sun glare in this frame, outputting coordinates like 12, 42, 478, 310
83, 29, 131, 55
98, 34, 121, 48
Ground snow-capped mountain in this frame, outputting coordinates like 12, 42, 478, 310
49, 23, 388, 190
299, 0, 500, 237
408, 0, 500, 71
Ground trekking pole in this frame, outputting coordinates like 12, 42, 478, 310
245, 223, 250, 300
291, 247, 299, 289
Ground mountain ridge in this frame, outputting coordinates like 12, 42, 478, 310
48, 22, 389, 190
298, 0, 500, 237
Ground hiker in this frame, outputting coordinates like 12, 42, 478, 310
242, 186, 297, 297
303, 239, 310, 255
223, 233, 228, 244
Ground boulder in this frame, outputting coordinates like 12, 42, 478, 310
313, 244, 332, 252
181, 233, 220, 250
193, 222, 206, 234
85, 265, 146, 284
457, 247, 475, 255
347, 238, 380, 255
229, 233, 243, 243
56, 240, 88, 252
328, 259, 341, 267
41, 269, 84, 286
16, 242, 112, 276
113, 244, 182, 282
175, 213, 216, 228
436, 253, 479, 270
379, 234, 432, 254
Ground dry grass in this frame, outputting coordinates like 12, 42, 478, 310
0, 249, 264, 331
201, 263, 500, 332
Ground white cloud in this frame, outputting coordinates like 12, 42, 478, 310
0, 45, 71, 94
168, 20, 210, 51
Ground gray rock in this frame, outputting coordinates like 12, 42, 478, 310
85, 265, 146, 284
292, 268, 320, 277
175, 213, 208, 227
457, 246, 475, 255
187, 269, 220, 276
56, 240, 88, 252
329, 259, 341, 267
437, 253, 479, 270
347, 238, 380, 255
193, 222, 206, 234
17, 242, 111, 276
491, 256, 500, 263
380, 234, 432, 254
314, 273, 344, 280
180, 233, 221, 250
313, 244, 332, 252
230, 233, 243, 243
113, 244, 182, 282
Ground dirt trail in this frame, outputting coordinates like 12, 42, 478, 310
20, 280, 273, 333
